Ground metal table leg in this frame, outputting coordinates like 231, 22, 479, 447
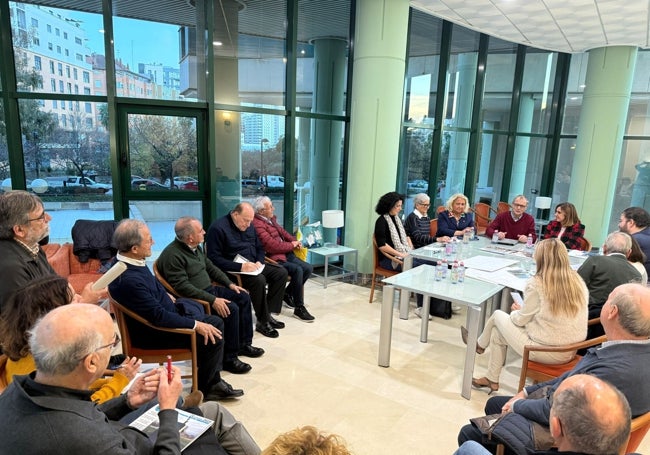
378, 285, 394, 367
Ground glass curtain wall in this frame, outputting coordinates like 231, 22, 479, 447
1, 0, 353, 251
401, 11, 564, 222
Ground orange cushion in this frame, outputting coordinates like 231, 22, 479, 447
68, 273, 102, 294
527, 356, 582, 378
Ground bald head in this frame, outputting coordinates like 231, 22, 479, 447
552, 374, 630, 454
29, 304, 114, 380
231, 202, 255, 231
601, 283, 650, 340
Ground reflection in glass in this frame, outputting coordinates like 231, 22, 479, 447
11, 3, 105, 95
519, 50, 557, 134
508, 136, 547, 205
127, 114, 197, 191
483, 38, 517, 132
552, 138, 576, 206
562, 53, 588, 134
476, 132, 508, 207
0, 99, 7, 181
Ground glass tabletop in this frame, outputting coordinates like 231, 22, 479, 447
309, 245, 357, 255
382, 264, 503, 307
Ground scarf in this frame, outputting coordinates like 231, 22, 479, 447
383, 214, 411, 269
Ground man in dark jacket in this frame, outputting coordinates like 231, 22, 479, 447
109, 219, 243, 401
455, 374, 632, 455
457, 283, 650, 455
206, 202, 288, 339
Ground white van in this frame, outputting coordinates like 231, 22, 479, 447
261, 175, 284, 188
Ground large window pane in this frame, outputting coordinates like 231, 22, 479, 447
404, 10, 442, 125
562, 53, 588, 135
113, 9, 201, 101
552, 138, 576, 206
508, 136, 548, 205
403, 127, 433, 212
0, 99, 8, 183
296, 0, 350, 115
294, 116, 344, 242
475, 132, 508, 207
11, 2, 105, 95
438, 130, 471, 203
519, 50, 557, 134
127, 113, 198, 192
611, 139, 650, 232
445, 27, 479, 129
483, 37, 517, 132
214, 1, 287, 109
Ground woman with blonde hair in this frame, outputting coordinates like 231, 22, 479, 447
461, 238, 588, 393
543, 202, 586, 250
437, 193, 475, 238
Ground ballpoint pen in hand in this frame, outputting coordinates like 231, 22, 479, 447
166, 355, 172, 383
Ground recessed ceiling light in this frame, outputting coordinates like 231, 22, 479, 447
213, 41, 223, 46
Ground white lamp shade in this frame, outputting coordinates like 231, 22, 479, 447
1, 178, 12, 192
534, 196, 552, 210
322, 210, 344, 228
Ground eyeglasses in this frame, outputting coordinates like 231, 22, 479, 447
418, 203, 431, 207
513, 203, 528, 208
95, 332, 121, 353
27, 211, 47, 223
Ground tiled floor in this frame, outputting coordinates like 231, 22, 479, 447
119, 278, 650, 454
209, 278, 650, 455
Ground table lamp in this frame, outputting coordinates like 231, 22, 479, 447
322, 210, 344, 247
534, 196, 552, 220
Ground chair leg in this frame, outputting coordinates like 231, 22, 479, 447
369, 271, 377, 303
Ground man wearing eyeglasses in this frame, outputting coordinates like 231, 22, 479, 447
485, 195, 537, 243
0, 303, 261, 454
0, 190, 103, 313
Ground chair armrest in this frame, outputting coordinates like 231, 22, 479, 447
522, 335, 607, 360
632, 411, 650, 431
265, 256, 280, 266
110, 298, 196, 336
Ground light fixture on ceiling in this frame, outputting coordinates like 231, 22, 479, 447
213, 41, 223, 46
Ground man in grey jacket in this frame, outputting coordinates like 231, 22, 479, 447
457, 283, 650, 455
0, 303, 260, 455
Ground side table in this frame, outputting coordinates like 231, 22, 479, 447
308, 245, 358, 288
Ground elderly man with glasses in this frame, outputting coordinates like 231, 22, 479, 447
485, 195, 537, 243
0, 190, 103, 313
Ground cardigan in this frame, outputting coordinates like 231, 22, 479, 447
436, 210, 474, 237
404, 211, 435, 248
485, 211, 537, 241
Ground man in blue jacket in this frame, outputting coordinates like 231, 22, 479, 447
457, 283, 650, 455
109, 219, 243, 402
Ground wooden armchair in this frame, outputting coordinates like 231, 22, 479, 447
369, 235, 402, 303
518, 334, 607, 391
152, 260, 211, 314
574, 237, 592, 252
429, 219, 438, 238
471, 202, 497, 236
108, 292, 199, 392
628, 410, 650, 453
497, 201, 511, 214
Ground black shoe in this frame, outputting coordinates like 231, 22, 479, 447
283, 294, 295, 309
204, 380, 244, 400
256, 322, 279, 338
223, 358, 252, 374
268, 315, 285, 329
239, 344, 265, 358
293, 305, 315, 322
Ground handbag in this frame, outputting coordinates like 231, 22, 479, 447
293, 246, 308, 261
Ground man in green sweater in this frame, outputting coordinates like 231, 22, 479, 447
157, 217, 264, 375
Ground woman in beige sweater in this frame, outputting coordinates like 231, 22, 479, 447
462, 238, 588, 393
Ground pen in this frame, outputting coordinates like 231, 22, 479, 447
166, 355, 172, 383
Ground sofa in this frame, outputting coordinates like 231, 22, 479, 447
42, 242, 104, 293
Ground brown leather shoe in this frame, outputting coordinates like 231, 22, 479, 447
471, 377, 499, 394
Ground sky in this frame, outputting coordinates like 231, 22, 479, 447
66, 10, 181, 69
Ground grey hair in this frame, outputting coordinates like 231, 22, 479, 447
413, 193, 430, 207
511, 194, 528, 205
552, 379, 630, 454
605, 231, 632, 255
251, 196, 271, 213
0, 191, 43, 240
611, 284, 650, 337
113, 219, 147, 253
175, 216, 198, 242
29, 317, 104, 375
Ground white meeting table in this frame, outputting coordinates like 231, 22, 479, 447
379, 264, 503, 399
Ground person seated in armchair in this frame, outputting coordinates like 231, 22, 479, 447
251, 196, 315, 323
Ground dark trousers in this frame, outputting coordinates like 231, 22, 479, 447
278, 252, 313, 308
238, 263, 288, 322
457, 395, 513, 455
205, 285, 254, 361
195, 314, 225, 393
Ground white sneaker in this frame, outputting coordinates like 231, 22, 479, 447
415, 307, 432, 320
452, 305, 462, 314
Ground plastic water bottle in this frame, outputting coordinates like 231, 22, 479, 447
435, 261, 443, 281
492, 230, 499, 244
445, 241, 453, 257
441, 259, 448, 279
450, 261, 459, 284
451, 237, 458, 256
458, 262, 466, 282
526, 234, 533, 250
463, 228, 471, 244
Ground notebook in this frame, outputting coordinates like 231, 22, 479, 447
496, 238, 519, 246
